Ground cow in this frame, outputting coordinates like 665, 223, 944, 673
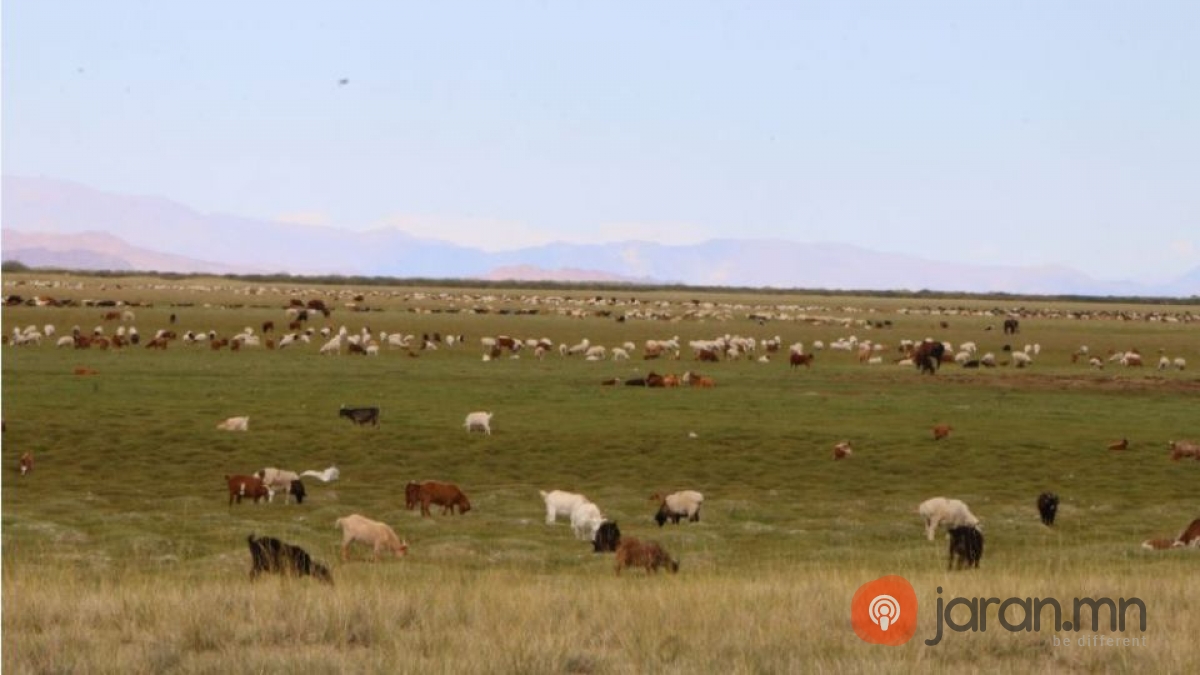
339, 405, 380, 427
416, 481, 472, 517
226, 474, 271, 506
593, 521, 621, 553
615, 538, 679, 575
1037, 492, 1059, 526
947, 526, 984, 570
247, 534, 333, 584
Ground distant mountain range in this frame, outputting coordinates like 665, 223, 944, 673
3, 176, 1197, 297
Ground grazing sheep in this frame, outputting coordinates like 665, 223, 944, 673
615, 537, 679, 575
216, 416, 249, 432
1037, 492, 1059, 526
335, 514, 408, 562
539, 490, 590, 525
918, 497, 980, 541
932, 424, 953, 441
833, 441, 853, 460
1169, 440, 1200, 461
947, 526, 984, 570
570, 501, 605, 541
464, 411, 494, 435
652, 490, 704, 526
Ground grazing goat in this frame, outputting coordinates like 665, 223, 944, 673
593, 521, 621, 553
416, 480, 472, 517
833, 441, 853, 460
615, 538, 679, 575
932, 424, 953, 441
570, 501, 605, 541
335, 514, 408, 562
18, 452, 33, 476
216, 416, 249, 432
464, 411, 494, 435
652, 490, 704, 526
339, 405, 380, 427
1108, 438, 1129, 451
919, 497, 980, 541
947, 526, 984, 570
300, 466, 340, 483
247, 534, 332, 584
1037, 492, 1059, 526
226, 474, 271, 506
256, 468, 305, 504
539, 490, 590, 525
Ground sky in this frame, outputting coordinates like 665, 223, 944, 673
3, 1, 1198, 283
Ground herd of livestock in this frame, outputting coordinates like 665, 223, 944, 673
5, 283, 1197, 584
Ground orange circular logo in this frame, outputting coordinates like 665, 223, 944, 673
851, 575, 919, 645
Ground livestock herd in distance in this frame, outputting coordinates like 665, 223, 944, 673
5, 284, 1198, 584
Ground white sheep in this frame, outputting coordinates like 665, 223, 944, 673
918, 497, 980, 541
653, 490, 704, 526
464, 411, 494, 435
1174, 357, 1187, 371
216, 416, 249, 431
611, 347, 630, 361
539, 489, 590, 525
570, 501, 605, 541
1012, 351, 1032, 368
335, 514, 408, 561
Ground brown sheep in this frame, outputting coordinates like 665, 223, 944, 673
615, 538, 679, 575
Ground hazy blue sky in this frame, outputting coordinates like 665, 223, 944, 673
4, 1, 1197, 282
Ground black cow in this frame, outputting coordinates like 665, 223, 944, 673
593, 521, 621, 553
1003, 318, 1020, 335
947, 526, 984, 570
913, 341, 947, 375
247, 534, 333, 584
1037, 492, 1059, 526
339, 405, 379, 426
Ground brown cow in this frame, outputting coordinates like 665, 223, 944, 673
417, 481, 471, 517
615, 538, 679, 575
226, 474, 271, 506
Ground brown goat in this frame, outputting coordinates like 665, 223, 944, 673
18, 452, 33, 476
615, 537, 679, 575
932, 424, 953, 441
226, 474, 271, 506
417, 480, 472, 517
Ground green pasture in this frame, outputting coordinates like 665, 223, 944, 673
2, 274, 1197, 673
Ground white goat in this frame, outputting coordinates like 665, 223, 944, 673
539, 490, 590, 525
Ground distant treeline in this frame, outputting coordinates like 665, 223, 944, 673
2, 260, 1197, 306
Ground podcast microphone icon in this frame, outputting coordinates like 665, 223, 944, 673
868, 594, 900, 631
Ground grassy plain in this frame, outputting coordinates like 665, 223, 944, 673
2, 273, 1198, 673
